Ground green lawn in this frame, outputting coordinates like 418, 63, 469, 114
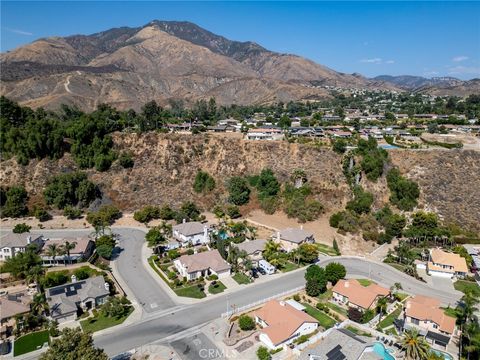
386, 263, 408, 273
315, 243, 338, 256
232, 272, 252, 285
442, 307, 460, 318
454, 280, 480, 297
14, 330, 50, 357
325, 301, 348, 315
385, 327, 398, 336
175, 284, 206, 299
357, 279, 375, 287
80, 307, 133, 333
148, 256, 173, 288
280, 262, 300, 273
377, 306, 402, 330
208, 281, 226, 294
394, 292, 410, 302
346, 326, 373, 337
302, 303, 336, 329
318, 289, 333, 301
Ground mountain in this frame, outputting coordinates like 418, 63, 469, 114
373, 75, 480, 95
0, 21, 395, 111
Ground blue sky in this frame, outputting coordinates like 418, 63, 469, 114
1, 1, 479, 80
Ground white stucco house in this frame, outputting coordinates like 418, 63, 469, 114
174, 249, 231, 281
172, 221, 210, 246
427, 248, 468, 279
0, 233, 45, 261
254, 300, 318, 349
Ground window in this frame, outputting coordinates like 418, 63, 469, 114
433, 324, 438, 329
412, 318, 420, 325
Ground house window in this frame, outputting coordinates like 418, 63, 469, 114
433, 324, 438, 329
412, 318, 420, 325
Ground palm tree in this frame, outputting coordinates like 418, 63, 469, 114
263, 240, 281, 260
458, 292, 479, 359
31, 293, 48, 315
25, 265, 44, 289
290, 248, 301, 265
401, 328, 430, 360
46, 244, 59, 266
62, 241, 77, 265
376, 297, 388, 322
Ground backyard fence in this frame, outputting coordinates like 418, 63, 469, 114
221, 285, 305, 318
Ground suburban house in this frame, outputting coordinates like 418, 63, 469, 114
254, 299, 318, 349
246, 128, 284, 141
331, 279, 390, 311
174, 249, 231, 281
172, 221, 210, 246
46, 275, 110, 323
426, 248, 468, 279
402, 295, 457, 348
0, 233, 45, 261
233, 239, 267, 266
0, 291, 32, 337
299, 328, 381, 360
41, 237, 95, 265
275, 228, 315, 253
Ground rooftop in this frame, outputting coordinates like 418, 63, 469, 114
332, 279, 390, 309
279, 228, 314, 244
176, 249, 231, 274
173, 221, 206, 237
234, 239, 266, 255
42, 237, 92, 255
254, 300, 318, 346
405, 295, 456, 334
0, 232, 43, 248
0, 292, 32, 320
430, 248, 468, 273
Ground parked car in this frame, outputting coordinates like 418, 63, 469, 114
0, 341, 11, 355
257, 267, 266, 275
258, 259, 276, 275
250, 268, 259, 278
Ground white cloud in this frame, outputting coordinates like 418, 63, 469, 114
4, 27, 33, 36
448, 65, 480, 75
452, 56, 469, 62
385, 60, 395, 64
360, 58, 383, 64
423, 71, 439, 77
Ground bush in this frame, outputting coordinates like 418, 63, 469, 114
257, 346, 271, 360
43, 172, 98, 209
13, 223, 31, 233
325, 262, 346, 285
167, 271, 177, 280
167, 249, 180, 260
226, 205, 241, 219
42, 271, 68, 288
255, 168, 280, 200
227, 177, 250, 205
133, 205, 161, 223
387, 168, 420, 211
259, 196, 279, 215
34, 207, 51, 222
118, 151, 134, 168
346, 186, 374, 215
1, 186, 29, 218
332, 138, 347, 154
295, 334, 310, 344
329, 212, 343, 228
96, 244, 113, 260
74, 267, 90, 280
193, 171, 215, 193
208, 274, 218, 281
238, 315, 255, 331
63, 206, 82, 219
293, 294, 301, 302
159, 205, 175, 220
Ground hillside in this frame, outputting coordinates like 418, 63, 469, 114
1, 133, 479, 233
0, 21, 392, 111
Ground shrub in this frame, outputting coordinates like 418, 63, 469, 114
42, 271, 68, 288
227, 177, 250, 205
96, 244, 113, 260
118, 151, 134, 168
238, 315, 255, 331
256, 346, 271, 360
167, 271, 177, 280
1, 186, 29, 218
346, 186, 374, 215
332, 138, 347, 154
193, 171, 215, 193
295, 334, 310, 344
226, 205, 241, 219
133, 205, 161, 223
329, 212, 343, 228
293, 294, 301, 302
13, 223, 31, 233
34, 207, 51, 222
63, 206, 82, 219
74, 267, 90, 280
167, 249, 180, 260
208, 274, 218, 281
43, 172, 98, 209
387, 168, 420, 211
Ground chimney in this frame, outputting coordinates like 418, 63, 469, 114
104, 282, 110, 292
183, 218, 186, 224
279, 301, 286, 306
27, 236, 32, 244
345, 281, 349, 288
71, 275, 77, 283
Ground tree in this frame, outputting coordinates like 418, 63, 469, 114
226, 205, 241, 219
333, 239, 341, 255
401, 328, 430, 360
87, 205, 121, 235
387, 168, 420, 211
376, 296, 388, 321
256, 346, 271, 360
238, 315, 255, 331
193, 171, 215, 193
332, 138, 347, 154
227, 176, 250, 205
145, 227, 166, 247
1, 250, 42, 278
40, 327, 108, 360
297, 243, 319, 264
34, 207, 51, 222
13, 223, 31, 233
133, 205, 161, 223
325, 262, 346, 285
44, 172, 98, 209
100, 296, 131, 319
62, 241, 77, 265
2, 186, 29, 218
118, 151, 134, 168
46, 244, 60, 266
96, 244, 113, 260
255, 168, 280, 199
346, 186, 374, 215
304, 264, 327, 296
63, 206, 82, 219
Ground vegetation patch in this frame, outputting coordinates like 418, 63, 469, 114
174, 284, 206, 299
454, 280, 480, 297
208, 281, 226, 294
80, 306, 133, 333
14, 329, 50, 356
302, 303, 336, 329
232, 272, 252, 285
377, 306, 402, 330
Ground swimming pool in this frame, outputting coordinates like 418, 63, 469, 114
429, 349, 453, 360
379, 144, 399, 149
372, 342, 395, 360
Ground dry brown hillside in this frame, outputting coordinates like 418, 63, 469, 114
1, 134, 479, 233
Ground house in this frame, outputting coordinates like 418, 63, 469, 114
331, 279, 390, 311
233, 239, 266, 266
254, 299, 318, 349
46, 276, 110, 323
275, 228, 314, 252
172, 221, 210, 246
0, 291, 32, 337
174, 250, 231, 281
298, 328, 381, 360
427, 248, 468, 279
41, 237, 95, 265
402, 295, 457, 348
0, 233, 45, 261
246, 128, 284, 141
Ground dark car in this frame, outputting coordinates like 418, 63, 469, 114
257, 267, 266, 275
250, 269, 259, 278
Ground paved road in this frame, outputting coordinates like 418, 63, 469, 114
30, 228, 176, 313
94, 256, 463, 356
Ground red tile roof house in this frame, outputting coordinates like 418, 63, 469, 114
254, 300, 319, 349
174, 249, 231, 281
427, 248, 469, 279
331, 279, 390, 311
403, 295, 457, 348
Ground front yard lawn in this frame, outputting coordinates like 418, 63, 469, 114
454, 280, 480, 297
175, 284, 206, 299
318, 289, 333, 301
357, 279, 375, 287
377, 306, 402, 330
394, 292, 409, 302
346, 326, 372, 337
14, 330, 49, 357
208, 281, 226, 294
302, 303, 336, 329
315, 243, 338, 256
326, 301, 348, 316
442, 306, 460, 318
280, 262, 300, 273
80, 307, 133, 333
233, 272, 252, 285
